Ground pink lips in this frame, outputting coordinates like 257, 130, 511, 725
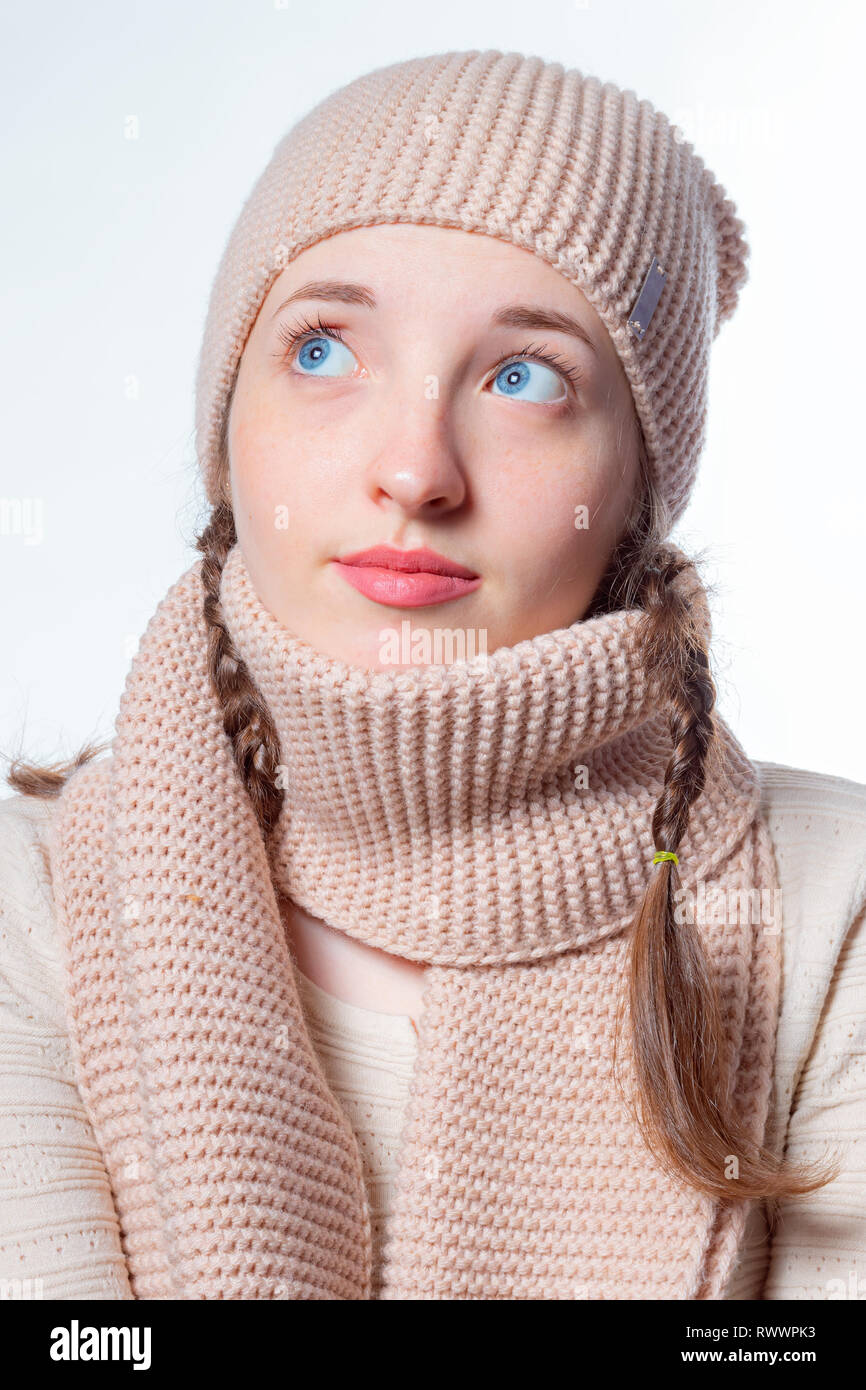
331, 544, 482, 609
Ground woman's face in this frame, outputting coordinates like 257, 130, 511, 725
227, 223, 640, 669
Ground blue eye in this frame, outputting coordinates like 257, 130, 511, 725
491, 358, 567, 403
294, 334, 358, 378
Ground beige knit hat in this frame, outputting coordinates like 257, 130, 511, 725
194, 48, 749, 528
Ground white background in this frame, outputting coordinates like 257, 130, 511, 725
2, 0, 864, 794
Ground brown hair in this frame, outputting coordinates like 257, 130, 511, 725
587, 431, 839, 1216
5, 399, 839, 1216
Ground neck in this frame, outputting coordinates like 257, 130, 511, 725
281, 894, 429, 1014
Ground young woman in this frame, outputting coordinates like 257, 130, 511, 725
2, 48, 864, 1302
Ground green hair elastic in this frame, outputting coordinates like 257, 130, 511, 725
652, 850, 679, 867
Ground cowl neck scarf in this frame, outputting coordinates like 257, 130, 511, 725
48, 542, 781, 1300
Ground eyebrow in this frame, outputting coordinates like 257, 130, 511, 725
269, 280, 598, 357
490, 304, 598, 358
269, 281, 377, 318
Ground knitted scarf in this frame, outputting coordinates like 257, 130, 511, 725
47, 542, 781, 1300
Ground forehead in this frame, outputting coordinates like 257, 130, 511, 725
259, 223, 604, 335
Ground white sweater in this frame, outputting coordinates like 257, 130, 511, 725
0, 760, 864, 1300
290, 962, 418, 1297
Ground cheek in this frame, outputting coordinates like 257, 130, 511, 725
229, 398, 293, 506
481, 434, 624, 573
228, 389, 349, 547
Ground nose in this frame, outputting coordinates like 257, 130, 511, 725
365, 397, 468, 516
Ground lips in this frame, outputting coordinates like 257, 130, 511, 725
331, 545, 482, 609
336, 545, 479, 579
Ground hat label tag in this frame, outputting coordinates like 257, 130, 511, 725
627, 256, 666, 339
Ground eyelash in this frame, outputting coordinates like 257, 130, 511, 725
487, 341, 584, 394
273, 313, 350, 363
273, 316, 584, 394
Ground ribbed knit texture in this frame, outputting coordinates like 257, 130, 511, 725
290, 963, 417, 1299
45, 543, 783, 1299
220, 547, 757, 965
194, 49, 749, 527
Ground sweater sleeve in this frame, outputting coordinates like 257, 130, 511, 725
0, 795, 133, 1299
760, 843, 866, 1298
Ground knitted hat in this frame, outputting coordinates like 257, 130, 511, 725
194, 48, 749, 528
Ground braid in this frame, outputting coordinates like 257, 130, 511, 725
596, 444, 838, 1206
195, 498, 285, 841
638, 546, 717, 851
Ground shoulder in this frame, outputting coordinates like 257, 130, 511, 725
746, 765, 866, 1297
754, 759, 866, 932
0, 788, 60, 882
755, 758, 866, 845
753, 757, 866, 982
0, 792, 67, 1026
755, 758, 866, 838
0, 790, 133, 1297
0, 788, 58, 876
752, 762, 866, 1132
